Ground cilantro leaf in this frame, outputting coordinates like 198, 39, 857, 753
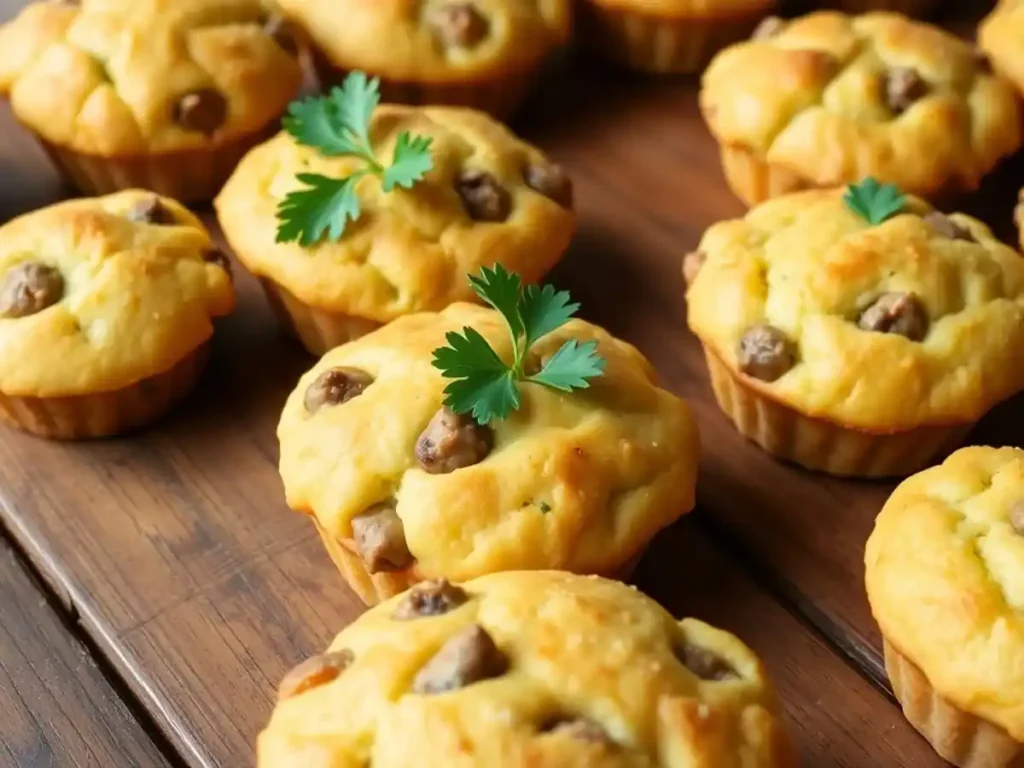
442, 370, 519, 426
336, 71, 380, 145
519, 283, 580, 350
275, 71, 434, 245
430, 268, 606, 425
468, 265, 524, 353
432, 328, 518, 424
843, 177, 907, 226
431, 328, 508, 379
275, 172, 365, 247
283, 95, 361, 157
382, 132, 434, 192
528, 340, 606, 391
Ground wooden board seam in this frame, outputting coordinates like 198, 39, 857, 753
0, 512, 198, 768
694, 510, 893, 696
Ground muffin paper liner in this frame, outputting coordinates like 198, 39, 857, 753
884, 641, 1024, 767
703, 347, 969, 478
37, 129, 274, 204
259, 279, 381, 357
310, 50, 539, 121
0, 343, 210, 440
315, 520, 650, 607
717, 143, 971, 208
577, 4, 770, 74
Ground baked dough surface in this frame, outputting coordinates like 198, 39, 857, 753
701, 11, 1022, 195
980, 0, 1024, 98
276, 0, 570, 82
865, 446, 1024, 741
216, 106, 576, 320
258, 570, 796, 767
278, 303, 698, 580
686, 188, 1024, 431
0, 0, 303, 154
0, 191, 234, 396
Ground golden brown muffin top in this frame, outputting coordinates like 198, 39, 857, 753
0, 0, 303, 155
277, 303, 699, 582
686, 186, 1024, 431
865, 446, 1024, 741
258, 570, 798, 767
277, 0, 570, 83
700, 11, 1021, 196
215, 105, 575, 321
980, 0, 1024, 96
0, 190, 234, 397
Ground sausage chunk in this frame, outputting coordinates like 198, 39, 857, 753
393, 579, 469, 619
412, 625, 507, 694
0, 263, 64, 318
416, 406, 493, 474
351, 503, 413, 573
677, 643, 739, 681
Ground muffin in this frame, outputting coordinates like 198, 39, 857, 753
685, 183, 1024, 477
865, 446, 1024, 767
216, 104, 576, 356
276, 0, 571, 119
577, 0, 779, 74
700, 11, 1021, 206
980, 1, 1024, 99
277, 302, 699, 605
258, 570, 798, 767
0, 0, 304, 202
0, 191, 235, 439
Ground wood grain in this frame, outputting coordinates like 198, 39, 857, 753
0, 0, 1011, 764
0, 538, 173, 768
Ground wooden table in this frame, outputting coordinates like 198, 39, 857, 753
0, 2, 1015, 766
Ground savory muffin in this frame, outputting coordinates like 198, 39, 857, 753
216, 104, 576, 356
0, 190, 235, 439
277, 302, 699, 605
276, 0, 571, 119
980, 1, 1024, 100
577, 0, 779, 74
258, 570, 798, 767
685, 182, 1024, 477
865, 447, 1024, 767
700, 11, 1021, 205
0, 0, 304, 202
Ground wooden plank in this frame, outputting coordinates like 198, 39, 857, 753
638, 523, 946, 767
0, 538, 174, 768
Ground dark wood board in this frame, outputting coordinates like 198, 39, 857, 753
0, 0, 1012, 765
0, 538, 173, 768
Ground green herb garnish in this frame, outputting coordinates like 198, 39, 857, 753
276, 72, 434, 246
843, 177, 906, 226
431, 265, 607, 425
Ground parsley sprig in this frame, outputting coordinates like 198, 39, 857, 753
276, 72, 434, 246
431, 265, 607, 425
843, 177, 907, 226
